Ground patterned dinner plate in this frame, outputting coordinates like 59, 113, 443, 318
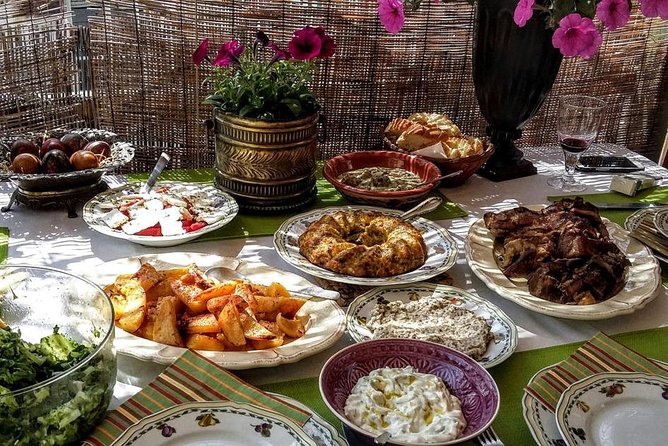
345, 283, 517, 368
111, 401, 316, 445
522, 361, 668, 446
466, 211, 661, 320
273, 206, 458, 286
83, 181, 239, 247
555, 372, 668, 446
83, 252, 345, 369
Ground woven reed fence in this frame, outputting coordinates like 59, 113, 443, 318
1, 0, 666, 172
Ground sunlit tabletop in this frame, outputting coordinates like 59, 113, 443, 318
2, 143, 667, 405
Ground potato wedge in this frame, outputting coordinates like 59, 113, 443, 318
276, 313, 306, 338
250, 336, 284, 350
172, 280, 209, 314
183, 313, 220, 334
206, 294, 247, 317
239, 310, 276, 340
152, 296, 184, 346
279, 297, 306, 318
193, 281, 238, 303
186, 334, 226, 351
117, 306, 145, 333
254, 294, 284, 314
133, 263, 162, 290
218, 301, 246, 347
134, 299, 158, 339
265, 282, 291, 298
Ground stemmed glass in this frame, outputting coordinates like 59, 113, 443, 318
547, 95, 607, 192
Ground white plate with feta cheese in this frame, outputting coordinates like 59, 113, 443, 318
82, 181, 239, 247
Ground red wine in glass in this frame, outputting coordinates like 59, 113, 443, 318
560, 137, 590, 154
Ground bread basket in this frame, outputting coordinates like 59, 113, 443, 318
383, 137, 494, 187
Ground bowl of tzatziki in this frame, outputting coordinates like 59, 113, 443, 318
319, 338, 499, 445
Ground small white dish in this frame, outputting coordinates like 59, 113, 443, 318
555, 372, 668, 446
466, 208, 661, 320
345, 283, 517, 368
273, 205, 458, 286
83, 181, 239, 247
111, 401, 316, 445
82, 252, 345, 369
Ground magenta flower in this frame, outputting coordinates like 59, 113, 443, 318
378, 0, 405, 34
269, 42, 291, 60
639, 0, 668, 19
288, 27, 323, 60
513, 0, 535, 27
596, 0, 631, 30
212, 40, 245, 67
552, 14, 603, 59
192, 39, 209, 66
314, 26, 336, 58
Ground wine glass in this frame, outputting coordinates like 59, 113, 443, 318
547, 95, 607, 192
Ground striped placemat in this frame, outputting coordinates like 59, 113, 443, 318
524, 332, 668, 412
84, 350, 310, 446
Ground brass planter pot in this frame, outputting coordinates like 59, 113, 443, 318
213, 111, 319, 212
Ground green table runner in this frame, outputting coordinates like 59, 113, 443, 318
0, 228, 8, 263
259, 326, 668, 445
128, 167, 467, 241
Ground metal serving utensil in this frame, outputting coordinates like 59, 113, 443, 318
141, 152, 170, 194
421, 169, 463, 187
399, 196, 443, 220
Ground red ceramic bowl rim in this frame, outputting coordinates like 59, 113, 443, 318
323, 151, 441, 198
318, 338, 501, 446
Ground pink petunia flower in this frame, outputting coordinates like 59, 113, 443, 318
513, 0, 535, 27
639, 0, 668, 19
269, 42, 291, 61
288, 26, 323, 60
192, 39, 209, 66
378, 0, 405, 34
552, 13, 603, 59
596, 0, 631, 31
314, 26, 336, 59
212, 40, 245, 67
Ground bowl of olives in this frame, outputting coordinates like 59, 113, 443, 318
0, 128, 134, 191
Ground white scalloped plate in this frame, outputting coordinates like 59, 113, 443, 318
273, 206, 457, 286
465, 209, 661, 320
83, 252, 345, 369
522, 360, 668, 446
111, 401, 315, 445
556, 372, 668, 446
345, 283, 517, 368
83, 181, 239, 247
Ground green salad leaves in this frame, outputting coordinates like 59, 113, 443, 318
0, 326, 113, 446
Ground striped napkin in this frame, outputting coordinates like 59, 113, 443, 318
525, 332, 668, 412
84, 350, 310, 445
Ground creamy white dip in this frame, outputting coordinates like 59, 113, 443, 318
344, 366, 466, 443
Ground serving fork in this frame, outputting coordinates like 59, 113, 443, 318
476, 427, 504, 446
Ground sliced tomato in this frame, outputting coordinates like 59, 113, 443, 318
135, 224, 162, 236
186, 221, 208, 233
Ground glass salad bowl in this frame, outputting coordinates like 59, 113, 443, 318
0, 265, 116, 446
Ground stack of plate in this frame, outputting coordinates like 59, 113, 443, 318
523, 370, 668, 446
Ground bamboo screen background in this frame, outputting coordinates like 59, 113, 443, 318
1, 0, 666, 172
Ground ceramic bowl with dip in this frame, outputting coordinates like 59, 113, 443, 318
323, 150, 442, 208
319, 338, 499, 446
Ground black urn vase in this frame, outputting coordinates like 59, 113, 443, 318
473, 0, 563, 181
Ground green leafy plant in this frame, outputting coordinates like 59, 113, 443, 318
193, 27, 335, 121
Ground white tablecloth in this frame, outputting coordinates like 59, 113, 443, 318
2, 144, 666, 406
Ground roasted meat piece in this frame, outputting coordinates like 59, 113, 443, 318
485, 198, 630, 305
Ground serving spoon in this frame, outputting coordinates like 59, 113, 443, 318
421, 169, 463, 187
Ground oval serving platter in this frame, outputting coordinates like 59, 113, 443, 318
346, 283, 517, 369
83, 252, 346, 369
466, 208, 661, 320
273, 205, 458, 286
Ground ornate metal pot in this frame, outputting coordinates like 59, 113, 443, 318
213, 111, 319, 212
